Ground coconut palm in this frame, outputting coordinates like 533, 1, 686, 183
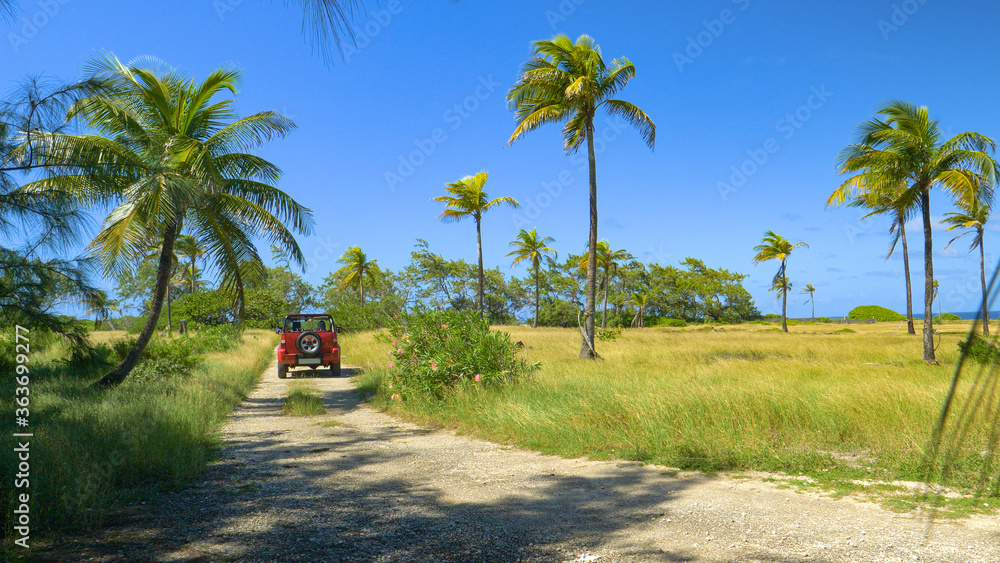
576, 241, 632, 329
334, 246, 381, 305
841, 183, 919, 335
507, 229, 557, 328
432, 171, 519, 318
942, 195, 992, 336
801, 283, 816, 319
752, 231, 807, 333
507, 34, 655, 358
20, 55, 312, 387
831, 100, 998, 363
175, 234, 206, 294
83, 290, 121, 331
631, 291, 647, 328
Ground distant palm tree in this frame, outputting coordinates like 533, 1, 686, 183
83, 290, 121, 331
334, 246, 381, 305
832, 100, 998, 363
507, 34, 655, 358
432, 171, 519, 318
752, 231, 808, 333
942, 195, 992, 336
631, 291, 647, 328
20, 55, 311, 387
801, 283, 816, 319
174, 234, 206, 294
507, 229, 557, 328
576, 241, 631, 329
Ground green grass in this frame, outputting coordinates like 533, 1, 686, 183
283, 384, 327, 416
0, 329, 277, 541
347, 321, 997, 513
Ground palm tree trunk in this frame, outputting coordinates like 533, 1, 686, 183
921, 191, 937, 363
166, 283, 172, 334
601, 275, 609, 329
580, 113, 598, 359
190, 257, 196, 293
96, 223, 179, 388
476, 215, 485, 320
811, 295, 815, 319
360, 276, 365, 306
780, 261, 788, 333
533, 263, 540, 328
899, 217, 916, 335
981, 234, 989, 336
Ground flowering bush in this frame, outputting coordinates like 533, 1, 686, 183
381, 310, 537, 400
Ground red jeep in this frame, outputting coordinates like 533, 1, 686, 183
276, 314, 341, 378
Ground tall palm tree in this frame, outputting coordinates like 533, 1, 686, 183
838, 183, 919, 335
174, 234, 206, 294
832, 100, 998, 363
942, 195, 992, 336
801, 283, 816, 319
507, 34, 655, 358
752, 231, 808, 333
20, 55, 312, 387
507, 229, 557, 328
432, 171, 519, 318
83, 290, 121, 331
334, 246, 381, 305
577, 241, 632, 329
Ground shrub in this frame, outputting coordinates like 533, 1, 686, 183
383, 310, 538, 399
763, 314, 782, 320
834, 328, 856, 334
958, 335, 1000, 365
662, 318, 687, 328
847, 305, 906, 322
597, 328, 622, 341
934, 312, 962, 322
816, 317, 832, 323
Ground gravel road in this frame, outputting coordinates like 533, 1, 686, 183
46, 361, 999, 562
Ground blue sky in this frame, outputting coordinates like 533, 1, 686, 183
5, 0, 1000, 317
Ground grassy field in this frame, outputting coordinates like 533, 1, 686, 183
1, 328, 278, 540
349, 320, 996, 514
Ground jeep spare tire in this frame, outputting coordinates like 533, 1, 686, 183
296, 331, 322, 356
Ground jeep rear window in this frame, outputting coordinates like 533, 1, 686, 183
284, 317, 334, 332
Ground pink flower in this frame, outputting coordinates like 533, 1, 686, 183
474, 373, 481, 382
391, 393, 402, 403
430, 362, 438, 371
441, 323, 449, 329
388, 382, 393, 388
388, 362, 395, 369
396, 348, 403, 355
392, 339, 398, 346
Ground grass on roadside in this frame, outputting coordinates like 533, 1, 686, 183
0, 329, 277, 540
283, 384, 327, 416
347, 322, 997, 514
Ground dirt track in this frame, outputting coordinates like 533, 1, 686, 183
44, 362, 999, 562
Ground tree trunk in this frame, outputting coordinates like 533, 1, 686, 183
899, 216, 916, 335
579, 113, 598, 359
360, 275, 365, 306
533, 263, 540, 328
96, 223, 180, 388
811, 295, 815, 319
921, 190, 937, 363
780, 261, 788, 333
601, 274, 609, 329
190, 257, 196, 294
476, 215, 484, 320
981, 232, 990, 337
166, 283, 172, 334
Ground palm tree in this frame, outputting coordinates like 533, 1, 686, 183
83, 290, 121, 331
20, 55, 312, 387
838, 184, 919, 335
174, 234, 206, 294
942, 195, 992, 336
507, 34, 655, 359
801, 283, 816, 319
334, 246, 381, 305
577, 241, 632, 329
631, 291, 647, 328
432, 171, 519, 318
752, 231, 808, 333
832, 100, 998, 363
507, 229, 557, 328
